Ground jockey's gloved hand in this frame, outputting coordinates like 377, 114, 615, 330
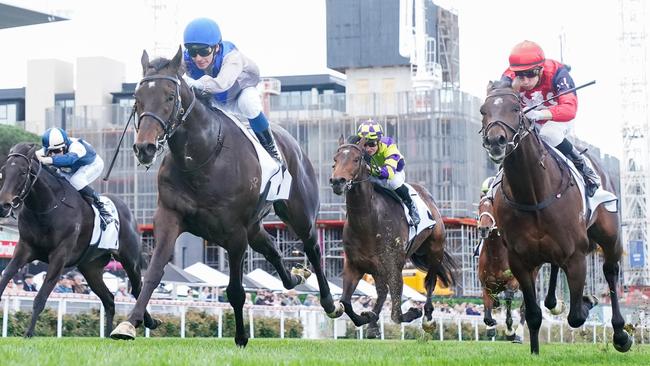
182, 74, 204, 93
368, 176, 385, 186
525, 109, 552, 122
36, 154, 53, 165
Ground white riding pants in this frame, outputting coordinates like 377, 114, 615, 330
65, 156, 105, 190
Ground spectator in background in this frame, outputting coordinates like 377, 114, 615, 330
303, 294, 318, 307
23, 274, 38, 292
255, 290, 271, 305
70, 274, 90, 294
199, 287, 211, 301
466, 304, 481, 316
54, 276, 73, 293
245, 292, 253, 305
115, 283, 132, 299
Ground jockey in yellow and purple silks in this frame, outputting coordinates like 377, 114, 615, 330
357, 120, 420, 226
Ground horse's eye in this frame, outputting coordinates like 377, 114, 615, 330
353, 157, 359, 163
167, 94, 175, 102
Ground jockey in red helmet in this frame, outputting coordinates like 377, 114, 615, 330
501, 40, 599, 197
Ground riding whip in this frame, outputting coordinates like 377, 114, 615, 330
522, 80, 596, 114
103, 106, 136, 181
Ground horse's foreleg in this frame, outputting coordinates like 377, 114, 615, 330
120, 254, 160, 330
366, 278, 388, 338
482, 287, 497, 337
119, 208, 181, 335
387, 268, 422, 324
225, 235, 248, 348
26, 248, 68, 338
509, 255, 542, 354
564, 254, 591, 329
338, 266, 371, 327
0, 242, 32, 297
544, 264, 564, 315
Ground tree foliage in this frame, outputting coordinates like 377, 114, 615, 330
0, 125, 40, 165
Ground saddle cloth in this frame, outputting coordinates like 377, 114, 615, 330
219, 109, 292, 201
90, 196, 120, 250
403, 183, 436, 248
546, 145, 618, 223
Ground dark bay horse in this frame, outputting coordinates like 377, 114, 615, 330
111, 48, 333, 347
329, 138, 455, 336
480, 81, 631, 354
0, 142, 158, 337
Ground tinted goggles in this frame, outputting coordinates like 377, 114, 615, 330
188, 46, 213, 58
514, 68, 541, 78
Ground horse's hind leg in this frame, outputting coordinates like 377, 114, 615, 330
422, 267, 439, 332
79, 256, 116, 336
274, 200, 335, 314
589, 212, 632, 352
504, 290, 516, 340
247, 227, 303, 289
366, 278, 389, 339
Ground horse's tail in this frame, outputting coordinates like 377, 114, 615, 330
410, 250, 457, 288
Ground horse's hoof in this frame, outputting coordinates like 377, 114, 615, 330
486, 325, 496, 338
326, 302, 345, 318
404, 307, 423, 322
583, 295, 598, 309
145, 317, 163, 330
505, 327, 516, 337
290, 265, 312, 283
360, 310, 379, 323
550, 300, 565, 315
512, 335, 523, 344
422, 318, 435, 333
110, 321, 136, 340
235, 336, 249, 348
613, 330, 633, 353
366, 325, 381, 339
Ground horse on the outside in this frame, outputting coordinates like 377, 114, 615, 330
329, 137, 456, 337
110, 48, 334, 347
0, 142, 158, 337
479, 80, 631, 354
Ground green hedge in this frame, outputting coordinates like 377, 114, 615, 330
0, 309, 302, 338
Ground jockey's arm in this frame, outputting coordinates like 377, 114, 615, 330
378, 143, 402, 180
199, 51, 244, 94
546, 67, 578, 121
51, 141, 86, 167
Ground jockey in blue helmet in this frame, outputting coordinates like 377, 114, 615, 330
181, 18, 283, 164
36, 127, 112, 229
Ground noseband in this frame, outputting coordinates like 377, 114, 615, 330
479, 91, 534, 158
135, 74, 197, 148
478, 197, 499, 236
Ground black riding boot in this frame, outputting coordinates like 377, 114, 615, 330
395, 185, 420, 226
255, 128, 284, 165
79, 186, 113, 230
556, 139, 599, 197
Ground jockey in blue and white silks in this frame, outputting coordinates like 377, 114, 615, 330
181, 18, 283, 164
36, 127, 112, 229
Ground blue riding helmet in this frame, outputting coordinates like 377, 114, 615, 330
42, 127, 71, 151
183, 18, 222, 47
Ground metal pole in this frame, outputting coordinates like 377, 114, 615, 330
57, 299, 65, 338
99, 304, 105, 338
180, 306, 186, 338
249, 308, 254, 339
2, 299, 9, 337
218, 308, 223, 338
280, 311, 285, 339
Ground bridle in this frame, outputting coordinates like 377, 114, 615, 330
2, 152, 42, 215
135, 74, 197, 150
334, 143, 371, 191
479, 91, 534, 159
477, 196, 499, 237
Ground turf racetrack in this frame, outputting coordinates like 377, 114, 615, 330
0, 338, 648, 365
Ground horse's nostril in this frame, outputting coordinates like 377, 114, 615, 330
133, 144, 140, 155
144, 143, 157, 156
498, 135, 507, 146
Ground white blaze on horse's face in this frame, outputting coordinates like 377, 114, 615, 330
493, 97, 503, 105
147, 81, 155, 88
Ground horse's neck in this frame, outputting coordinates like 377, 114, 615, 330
484, 235, 506, 261
345, 180, 376, 230
503, 136, 555, 202
24, 170, 62, 212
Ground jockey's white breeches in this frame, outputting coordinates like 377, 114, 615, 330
535, 120, 573, 147
377, 170, 405, 190
213, 87, 263, 119
64, 156, 104, 190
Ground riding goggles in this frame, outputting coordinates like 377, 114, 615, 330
187, 45, 214, 58
364, 141, 377, 147
514, 68, 541, 79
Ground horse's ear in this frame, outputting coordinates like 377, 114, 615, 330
170, 45, 183, 73
358, 137, 367, 147
27, 144, 39, 158
338, 134, 345, 146
486, 80, 494, 93
141, 50, 150, 76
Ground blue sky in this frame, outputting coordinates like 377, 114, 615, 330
1, 0, 641, 159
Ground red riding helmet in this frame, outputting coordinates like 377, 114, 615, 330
509, 40, 545, 72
